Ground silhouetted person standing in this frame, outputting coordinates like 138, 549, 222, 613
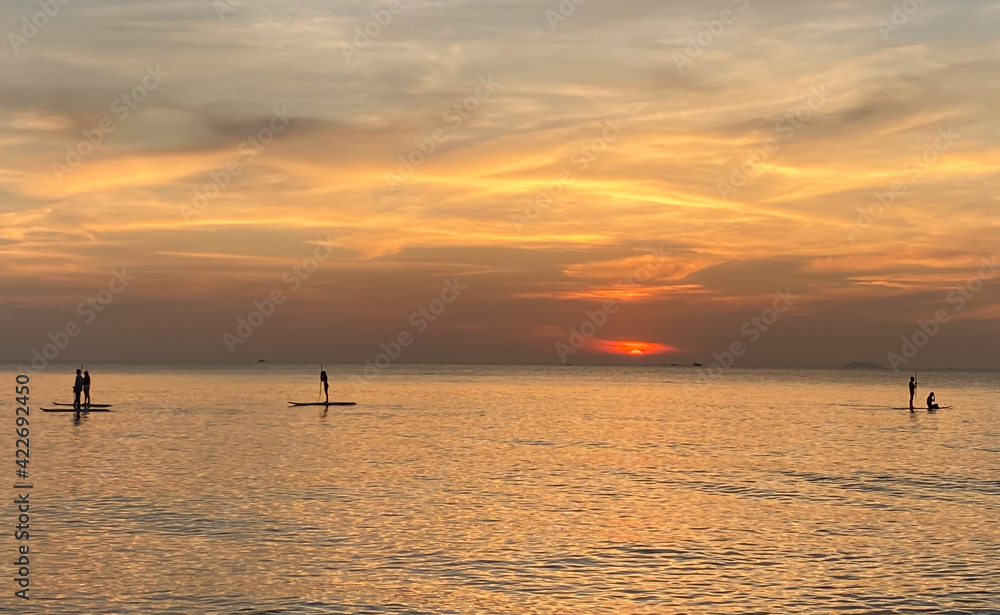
908, 376, 917, 412
321, 369, 329, 404
73, 369, 84, 407
83, 371, 92, 406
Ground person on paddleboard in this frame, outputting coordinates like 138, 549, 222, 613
83, 370, 92, 406
321, 369, 329, 404
908, 376, 917, 411
73, 369, 84, 406
927, 392, 940, 410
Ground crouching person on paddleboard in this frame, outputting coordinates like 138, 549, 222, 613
927, 392, 941, 411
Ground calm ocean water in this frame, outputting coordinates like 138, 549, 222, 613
0, 364, 998, 614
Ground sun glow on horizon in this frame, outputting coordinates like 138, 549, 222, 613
594, 340, 677, 356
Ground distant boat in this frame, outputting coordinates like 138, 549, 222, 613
693, 362, 703, 367
258, 359, 266, 363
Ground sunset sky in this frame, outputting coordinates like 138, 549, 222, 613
1, 0, 999, 368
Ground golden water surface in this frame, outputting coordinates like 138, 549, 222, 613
1, 365, 997, 614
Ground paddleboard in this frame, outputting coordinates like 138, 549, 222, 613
287, 401, 357, 407
42, 408, 113, 413
893, 406, 952, 410
52, 402, 113, 408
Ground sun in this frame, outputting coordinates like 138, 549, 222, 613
593, 340, 678, 356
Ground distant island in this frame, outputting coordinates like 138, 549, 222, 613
842, 361, 885, 370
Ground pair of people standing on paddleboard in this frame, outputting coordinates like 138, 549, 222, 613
909, 375, 941, 411
72, 369, 92, 406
